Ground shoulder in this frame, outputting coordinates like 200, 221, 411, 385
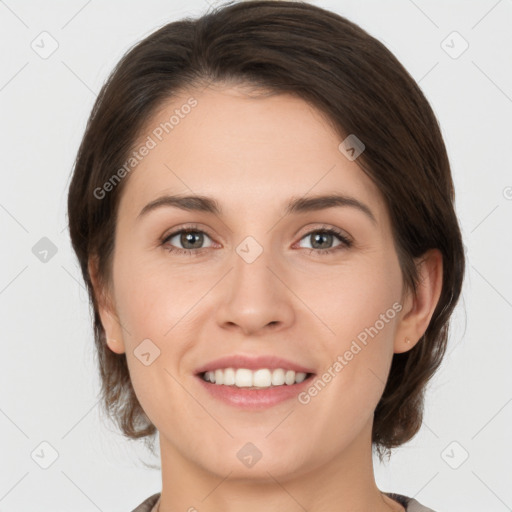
131, 491, 436, 512
130, 493, 161, 512
385, 492, 438, 512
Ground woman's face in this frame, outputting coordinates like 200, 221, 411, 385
96, 84, 413, 479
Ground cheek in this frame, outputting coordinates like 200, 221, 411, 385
314, 253, 402, 346
112, 247, 196, 338
297, 273, 401, 448
111, 255, 202, 430
307, 253, 402, 405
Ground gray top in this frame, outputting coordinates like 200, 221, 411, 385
131, 492, 437, 511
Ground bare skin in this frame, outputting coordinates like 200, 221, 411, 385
89, 83, 443, 512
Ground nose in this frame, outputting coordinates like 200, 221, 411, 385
215, 241, 295, 336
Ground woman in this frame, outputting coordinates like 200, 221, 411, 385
67, 1, 465, 511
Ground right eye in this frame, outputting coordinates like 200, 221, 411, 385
161, 227, 215, 256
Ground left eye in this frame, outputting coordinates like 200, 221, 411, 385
296, 228, 352, 252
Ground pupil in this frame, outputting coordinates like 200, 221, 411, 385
312, 232, 331, 249
182, 231, 203, 249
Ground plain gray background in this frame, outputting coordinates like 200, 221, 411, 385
1, 1, 511, 511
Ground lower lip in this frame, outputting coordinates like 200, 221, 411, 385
195, 374, 314, 409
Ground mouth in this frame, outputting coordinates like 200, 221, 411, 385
193, 354, 317, 408
195, 368, 316, 408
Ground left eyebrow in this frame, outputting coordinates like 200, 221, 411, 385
136, 192, 377, 226
284, 193, 377, 225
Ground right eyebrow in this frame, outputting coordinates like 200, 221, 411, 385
137, 194, 221, 221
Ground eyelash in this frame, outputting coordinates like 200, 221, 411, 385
161, 224, 353, 257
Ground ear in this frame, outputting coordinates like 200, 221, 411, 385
88, 256, 126, 354
394, 249, 443, 354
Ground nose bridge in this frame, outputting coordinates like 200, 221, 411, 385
215, 232, 294, 334
231, 233, 278, 302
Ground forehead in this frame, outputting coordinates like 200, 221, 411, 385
118, 84, 386, 223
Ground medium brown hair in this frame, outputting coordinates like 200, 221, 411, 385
67, 0, 465, 458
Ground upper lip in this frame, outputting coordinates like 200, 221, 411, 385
195, 354, 316, 375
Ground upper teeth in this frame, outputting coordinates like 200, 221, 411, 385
203, 368, 308, 388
